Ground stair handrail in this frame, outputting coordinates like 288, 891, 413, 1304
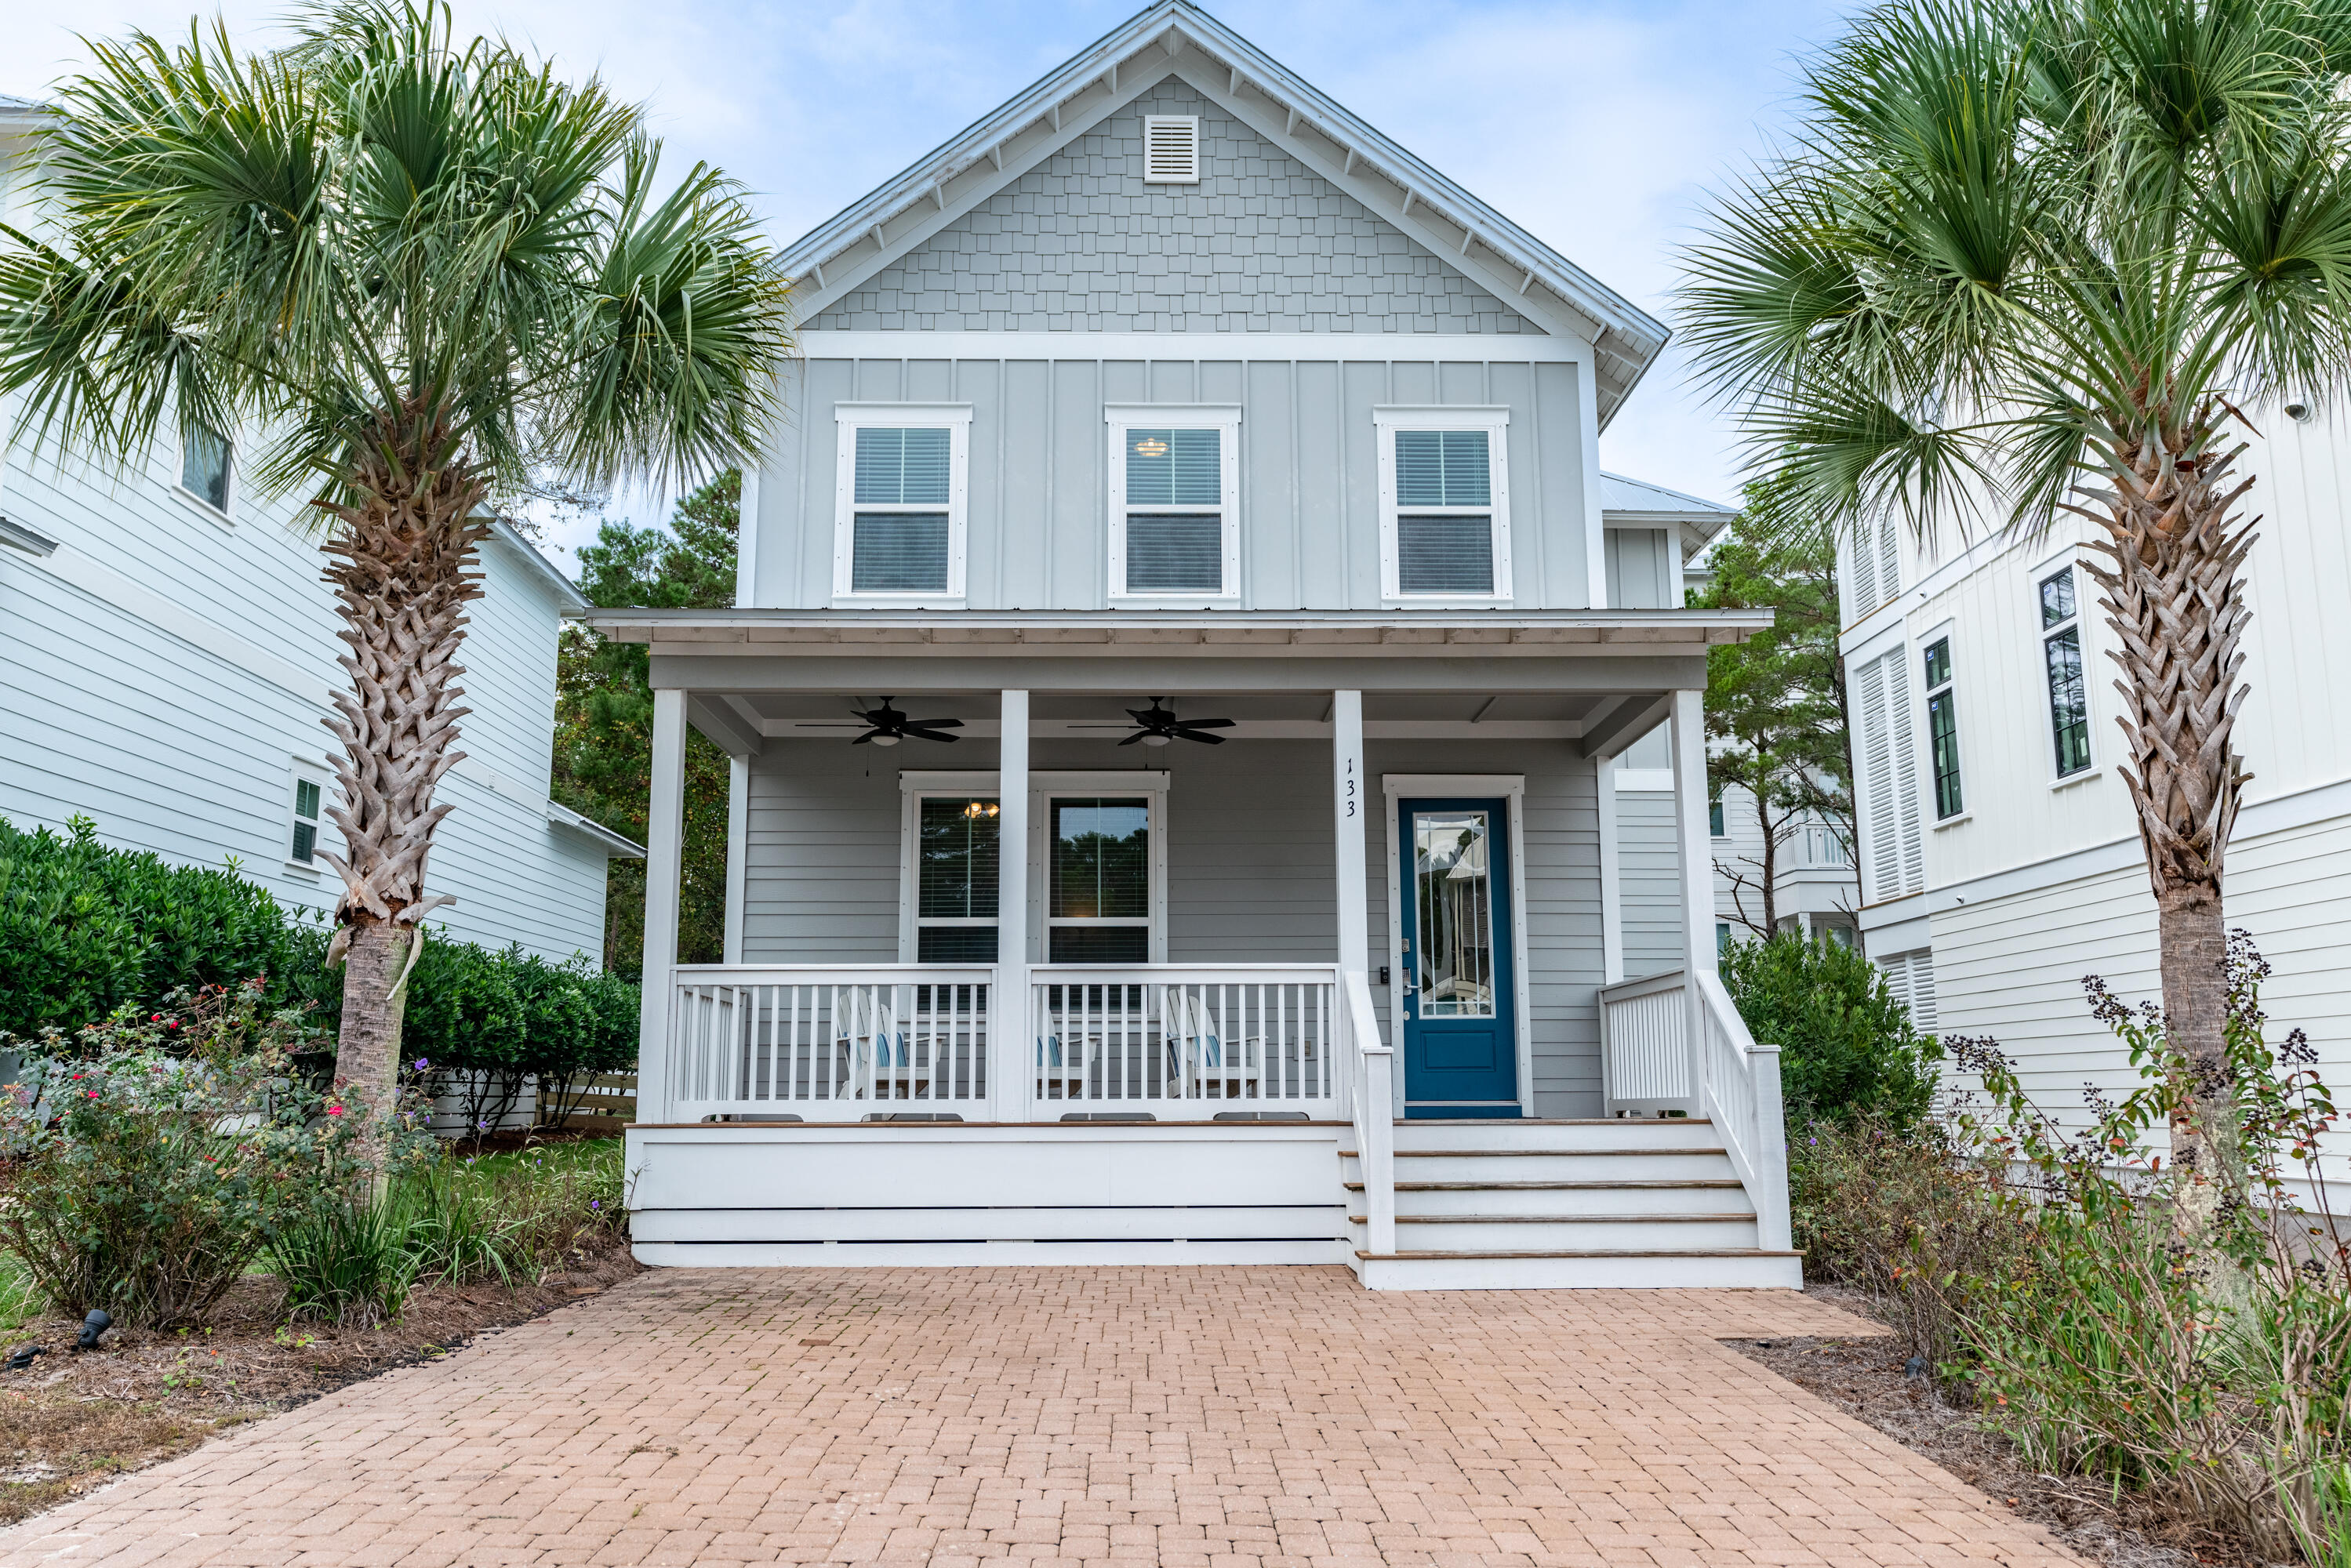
1692, 967, 1792, 1253
1342, 967, 1397, 1257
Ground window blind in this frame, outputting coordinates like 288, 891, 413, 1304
1124, 429, 1220, 505
854, 426, 951, 506
1394, 430, 1491, 507
852, 513, 950, 591
918, 800, 998, 920
1397, 515, 1494, 593
1124, 513, 1223, 592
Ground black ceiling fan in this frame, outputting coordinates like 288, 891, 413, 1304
1070, 697, 1235, 746
801, 697, 962, 747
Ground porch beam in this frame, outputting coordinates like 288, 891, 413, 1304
995, 690, 1031, 1120
1668, 688, 1714, 1105
1577, 692, 1671, 758
687, 695, 765, 758
655, 653, 1713, 695
637, 687, 689, 1123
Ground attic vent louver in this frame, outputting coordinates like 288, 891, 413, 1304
1143, 115, 1201, 183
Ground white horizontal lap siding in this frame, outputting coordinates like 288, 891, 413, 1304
754, 353, 1593, 615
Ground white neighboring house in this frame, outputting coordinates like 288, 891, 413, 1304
598, 2, 1799, 1291
0, 96, 641, 963
1840, 394, 2351, 1118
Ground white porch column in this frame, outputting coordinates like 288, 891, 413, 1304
1331, 690, 1368, 973
1667, 687, 1714, 1104
994, 690, 1031, 1120
636, 687, 688, 1124
721, 755, 750, 965
1596, 751, 1624, 985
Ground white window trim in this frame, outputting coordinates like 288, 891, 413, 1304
172, 421, 237, 527
896, 770, 1172, 964
2032, 553, 2096, 783
1103, 404, 1241, 606
1372, 406, 1513, 604
283, 757, 330, 877
832, 403, 972, 608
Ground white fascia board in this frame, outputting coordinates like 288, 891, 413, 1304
805, 332, 1583, 363
546, 799, 648, 859
488, 518, 589, 613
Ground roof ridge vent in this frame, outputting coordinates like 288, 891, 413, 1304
1143, 114, 1201, 183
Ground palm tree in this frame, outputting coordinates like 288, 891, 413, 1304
0, 0, 794, 1115
1680, 0, 2351, 1236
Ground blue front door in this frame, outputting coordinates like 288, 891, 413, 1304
1397, 797, 1520, 1118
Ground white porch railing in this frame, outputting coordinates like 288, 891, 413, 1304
663, 964, 1350, 1121
667, 966, 994, 1120
1597, 969, 1691, 1112
1028, 966, 1339, 1111
1342, 968, 1396, 1256
1599, 967, 1791, 1251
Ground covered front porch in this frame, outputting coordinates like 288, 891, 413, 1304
606, 610, 1793, 1287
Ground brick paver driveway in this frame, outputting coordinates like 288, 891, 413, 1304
2, 1268, 2080, 1567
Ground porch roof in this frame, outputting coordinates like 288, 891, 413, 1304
586, 607, 1771, 655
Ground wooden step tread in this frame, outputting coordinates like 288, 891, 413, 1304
1340, 1147, 1729, 1160
1345, 1179, 1745, 1192
1354, 1248, 1804, 1261
1349, 1212, 1756, 1225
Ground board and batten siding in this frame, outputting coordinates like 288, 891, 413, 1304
0, 434, 614, 964
751, 354, 1593, 612
742, 737, 1610, 1117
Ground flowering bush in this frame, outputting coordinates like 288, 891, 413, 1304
0, 980, 405, 1328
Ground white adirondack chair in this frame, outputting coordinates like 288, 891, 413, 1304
1165, 989, 1260, 1099
840, 988, 918, 1100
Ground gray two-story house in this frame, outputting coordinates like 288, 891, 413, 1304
598, 1, 1795, 1290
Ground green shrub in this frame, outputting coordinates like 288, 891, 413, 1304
1721, 933, 1940, 1128
0, 816, 297, 1041
0, 981, 385, 1328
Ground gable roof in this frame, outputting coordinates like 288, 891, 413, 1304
779, 1, 1669, 425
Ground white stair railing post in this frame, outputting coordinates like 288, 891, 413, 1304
1345, 968, 1396, 1256
1750, 1042, 1793, 1251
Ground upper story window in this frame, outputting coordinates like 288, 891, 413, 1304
2038, 565, 2092, 778
833, 405, 970, 602
180, 419, 234, 515
1923, 637, 1962, 818
1106, 406, 1239, 602
1374, 408, 1512, 601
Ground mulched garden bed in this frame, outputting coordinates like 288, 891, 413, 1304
1735, 1286, 2269, 1568
0, 1236, 640, 1528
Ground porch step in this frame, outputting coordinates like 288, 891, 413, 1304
1340, 1148, 1733, 1182
1387, 1120, 1720, 1152
1350, 1247, 1804, 1291
1344, 1178, 1749, 1217
1347, 1211, 1760, 1250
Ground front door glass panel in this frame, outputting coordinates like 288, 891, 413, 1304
1412, 811, 1495, 1017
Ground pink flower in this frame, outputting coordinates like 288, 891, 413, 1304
325, 1105, 345, 1117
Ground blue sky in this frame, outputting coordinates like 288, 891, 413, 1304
5, 0, 1859, 566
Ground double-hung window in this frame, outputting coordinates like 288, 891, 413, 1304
1106, 406, 1239, 601
2038, 565, 2093, 778
1375, 408, 1511, 600
286, 763, 328, 868
1923, 637, 1963, 818
834, 405, 969, 601
1047, 796, 1156, 962
180, 419, 234, 516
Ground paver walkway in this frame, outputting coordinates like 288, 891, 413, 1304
2, 1268, 2081, 1567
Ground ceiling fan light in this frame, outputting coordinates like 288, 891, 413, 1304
1142, 731, 1172, 746
870, 733, 900, 747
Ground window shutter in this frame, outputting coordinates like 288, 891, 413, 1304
1884, 647, 1925, 893
1143, 115, 1201, 183
1906, 950, 1939, 1033
1848, 527, 1878, 617
1396, 516, 1494, 593
1875, 517, 1902, 608
1858, 655, 1895, 902
1881, 952, 1913, 1022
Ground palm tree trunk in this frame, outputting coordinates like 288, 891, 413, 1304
314, 394, 489, 1123
2080, 409, 2256, 1238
